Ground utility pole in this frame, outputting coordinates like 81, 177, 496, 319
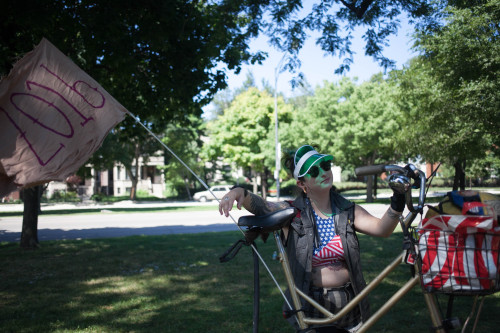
274, 54, 287, 201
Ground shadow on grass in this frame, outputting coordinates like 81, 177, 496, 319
0, 223, 240, 243
0, 232, 292, 332
0, 232, 498, 332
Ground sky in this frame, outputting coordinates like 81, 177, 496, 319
221, 14, 417, 99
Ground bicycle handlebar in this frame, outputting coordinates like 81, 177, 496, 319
355, 163, 427, 213
354, 164, 388, 176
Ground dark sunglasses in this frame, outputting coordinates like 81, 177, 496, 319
307, 160, 332, 178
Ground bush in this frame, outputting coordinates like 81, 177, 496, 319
333, 182, 367, 192
483, 177, 500, 186
48, 190, 79, 202
136, 189, 151, 198
430, 178, 454, 188
90, 193, 103, 202
278, 178, 300, 197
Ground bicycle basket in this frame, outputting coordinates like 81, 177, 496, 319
416, 214, 500, 295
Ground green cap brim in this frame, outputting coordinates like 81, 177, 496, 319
299, 154, 333, 177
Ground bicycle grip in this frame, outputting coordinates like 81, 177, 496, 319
355, 164, 386, 176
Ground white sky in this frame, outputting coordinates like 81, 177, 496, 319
222, 14, 417, 98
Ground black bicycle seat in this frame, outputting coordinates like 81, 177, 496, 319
238, 207, 296, 232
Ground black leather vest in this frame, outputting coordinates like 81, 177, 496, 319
283, 189, 370, 326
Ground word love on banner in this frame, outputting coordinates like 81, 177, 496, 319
0, 38, 126, 197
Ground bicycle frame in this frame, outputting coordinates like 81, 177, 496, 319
273, 209, 446, 332
272, 164, 447, 332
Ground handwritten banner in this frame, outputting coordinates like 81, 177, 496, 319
0, 38, 127, 196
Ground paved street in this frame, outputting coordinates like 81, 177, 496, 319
0, 200, 395, 243
0, 202, 243, 242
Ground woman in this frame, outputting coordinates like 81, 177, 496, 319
219, 145, 406, 332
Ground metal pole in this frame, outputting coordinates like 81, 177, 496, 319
274, 231, 306, 329
274, 80, 280, 201
274, 55, 286, 201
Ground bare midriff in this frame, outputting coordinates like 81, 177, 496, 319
311, 261, 350, 288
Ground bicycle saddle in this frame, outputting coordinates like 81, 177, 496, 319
238, 207, 296, 232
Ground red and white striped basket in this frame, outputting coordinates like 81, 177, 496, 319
417, 215, 500, 295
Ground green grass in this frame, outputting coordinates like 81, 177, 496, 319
1, 231, 499, 332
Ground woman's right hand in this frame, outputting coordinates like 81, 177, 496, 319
218, 188, 246, 217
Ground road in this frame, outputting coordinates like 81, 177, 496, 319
0, 201, 393, 243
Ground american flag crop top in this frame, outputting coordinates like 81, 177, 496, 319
312, 210, 345, 267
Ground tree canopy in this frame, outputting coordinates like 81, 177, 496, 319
1, 0, 274, 142
1, 0, 268, 246
395, 0, 500, 188
3, 0, 498, 201
203, 87, 292, 196
278, 75, 401, 200
161, 115, 205, 200
258, 0, 440, 78
281, 75, 401, 167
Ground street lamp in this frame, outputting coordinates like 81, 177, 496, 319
274, 54, 287, 201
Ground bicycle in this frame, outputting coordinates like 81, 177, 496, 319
229, 164, 499, 333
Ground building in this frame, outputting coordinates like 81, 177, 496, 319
4, 152, 349, 201
44, 155, 166, 199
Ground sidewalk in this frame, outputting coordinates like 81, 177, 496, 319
0, 197, 394, 243
0, 189, 462, 214
2, 189, 497, 242
0, 203, 394, 243
0, 199, 220, 213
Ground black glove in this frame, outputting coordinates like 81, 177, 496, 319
390, 192, 406, 212
404, 164, 420, 189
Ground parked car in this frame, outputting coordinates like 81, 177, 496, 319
193, 185, 232, 202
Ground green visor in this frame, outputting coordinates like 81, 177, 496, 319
293, 145, 333, 180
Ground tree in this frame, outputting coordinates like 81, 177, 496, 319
333, 75, 402, 201
19, 185, 43, 249
281, 75, 402, 201
204, 72, 258, 120
1, 0, 267, 248
259, 0, 440, 77
1, 1, 475, 248
85, 128, 161, 200
204, 87, 293, 198
396, 1, 500, 190
160, 115, 205, 200
466, 150, 500, 186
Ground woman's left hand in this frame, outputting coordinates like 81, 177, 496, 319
218, 188, 246, 217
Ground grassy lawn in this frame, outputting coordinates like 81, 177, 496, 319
1, 231, 499, 332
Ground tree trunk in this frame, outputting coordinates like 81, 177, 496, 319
460, 160, 466, 190
453, 159, 466, 191
251, 169, 258, 195
364, 154, 377, 203
366, 175, 374, 203
20, 185, 43, 249
94, 171, 99, 196
261, 171, 268, 200
183, 172, 192, 200
129, 146, 141, 200
127, 168, 138, 200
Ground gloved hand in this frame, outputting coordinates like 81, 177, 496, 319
404, 164, 420, 189
390, 192, 406, 212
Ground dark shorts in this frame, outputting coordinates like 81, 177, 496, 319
306, 282, 362, 332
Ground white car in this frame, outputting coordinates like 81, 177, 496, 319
193, 185, 232, 202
